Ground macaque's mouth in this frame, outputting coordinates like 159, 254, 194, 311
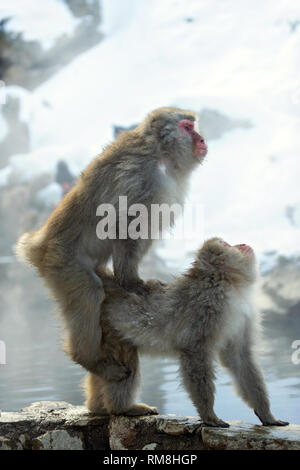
221, 240, 253, 255
235, 244, 253, 255
194, 140, 208, 158
179, 119, 207, 160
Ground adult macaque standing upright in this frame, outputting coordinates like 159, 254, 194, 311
16, 107, 208, 375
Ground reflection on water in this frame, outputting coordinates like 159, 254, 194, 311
0, 263, 299, 423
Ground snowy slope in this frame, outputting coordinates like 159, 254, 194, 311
0, 0, 79, 50
1, 0, 300, 268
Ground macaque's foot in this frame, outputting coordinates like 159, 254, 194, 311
86, 404, 109, 415
262, 419, 289, 427
254, 410, 289, 426
124, 403, 158, 416
89, 409, 110, 416
202, 418, 230, 428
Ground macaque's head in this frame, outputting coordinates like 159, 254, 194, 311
142, 107, 207, 169
194, 237, 257, 286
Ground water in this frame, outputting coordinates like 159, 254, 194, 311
0, 266, 299, 424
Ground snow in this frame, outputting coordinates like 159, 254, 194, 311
0, 0, 80, 50
0, 165, 11, 186
37, 182, 62, 208
101, 0, 140, 35
1, 85, 36, 122
0, 0, 300, 266
0, 111, 8, 141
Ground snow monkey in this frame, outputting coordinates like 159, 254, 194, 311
83, 238, 289, 427
16, 107, 207, 375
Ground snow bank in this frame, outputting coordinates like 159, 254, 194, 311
0, 0, 80, 50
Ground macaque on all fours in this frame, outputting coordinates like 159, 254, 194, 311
16, 107, 208, 376
83, 238, 289, 428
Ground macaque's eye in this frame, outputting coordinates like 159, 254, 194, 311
179, 120, 194, 132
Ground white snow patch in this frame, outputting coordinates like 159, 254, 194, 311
0, 0, 80, 50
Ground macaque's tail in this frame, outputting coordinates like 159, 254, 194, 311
15, 230, 45, 267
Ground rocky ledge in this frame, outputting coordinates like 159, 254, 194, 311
0, 401, 299, 450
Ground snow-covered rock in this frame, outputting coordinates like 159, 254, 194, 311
0, 0, 80, 51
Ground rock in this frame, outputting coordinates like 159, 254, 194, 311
0, 2, 102, 90
32, 430, 84, 450
0, 95, 30, 168
109, 414, 204, 450
109, 415, 300, 451
0, 401, 299, 450
64, 0, 101, 21
201, 421, 300, 450
0, 401, 109, 450
0, 435, 22, 450
259, 256, 300, 314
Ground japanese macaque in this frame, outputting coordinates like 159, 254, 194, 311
16, 107, 207, 375
83, 238, 289, 427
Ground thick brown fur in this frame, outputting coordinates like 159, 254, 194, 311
16, 107, 205, 376
83, 238, 289, 426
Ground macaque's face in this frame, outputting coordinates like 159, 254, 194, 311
221, 241, 254, 256
197, 238, 257, 285
178, 119, 207, 161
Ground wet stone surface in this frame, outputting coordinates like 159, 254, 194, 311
0, 402, 299, 450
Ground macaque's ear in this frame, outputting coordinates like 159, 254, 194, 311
193, 238, 224, 270
198, 238, 225, 257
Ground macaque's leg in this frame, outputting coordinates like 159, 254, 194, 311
84, 373, 109, 414
85, 349, 157, 416
112, 239, 151, 292
179, 348, 229, 427
219, 324, 289, 426
44, 257, 105, 375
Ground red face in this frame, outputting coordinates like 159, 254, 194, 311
178, 119, 207, 160
221, 240, 253, 255
235, 244, 253, 255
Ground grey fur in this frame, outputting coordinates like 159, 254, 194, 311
83, 238, 289, 427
